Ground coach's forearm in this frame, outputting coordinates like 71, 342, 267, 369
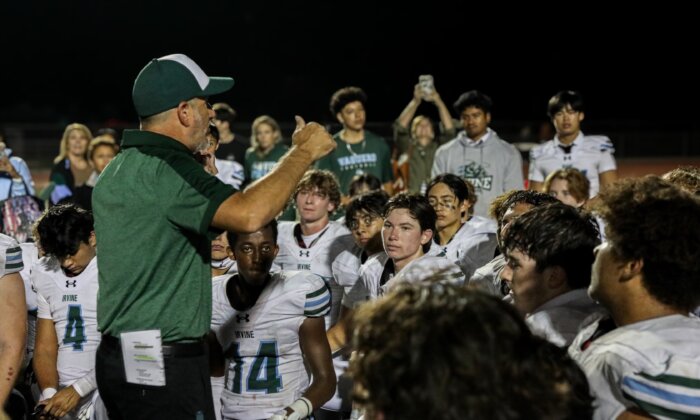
212, 146, 314, 233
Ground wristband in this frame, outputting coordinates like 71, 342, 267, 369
40, 387, 57, 401
269, 397, 313, 420
287, 396, 312, 420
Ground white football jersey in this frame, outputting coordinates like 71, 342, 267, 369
211, 272, 235, 420
0, 233, 23, 276
528, 132, 617, 197
214, 271, 331, 420
432, 216, 497, 278
19, 242, 39, 365
215, 159, 245, 190
331, 242, 363, 290
468, 254, 507, 297
344, 254, 464, 308
274, 221, 354, 329
525, 288, 606, 347
34, 256, 100, 386
569, 314, 700, 419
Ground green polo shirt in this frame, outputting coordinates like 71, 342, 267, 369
93, 130, 235, 341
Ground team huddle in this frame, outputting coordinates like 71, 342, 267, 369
1, 53, 699, 420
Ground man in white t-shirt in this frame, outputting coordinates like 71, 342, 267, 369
569, 176, 700, 419
529, 90, 617, 197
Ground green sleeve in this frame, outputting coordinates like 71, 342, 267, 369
166, 157, 235, 235
393, 121, 412, 154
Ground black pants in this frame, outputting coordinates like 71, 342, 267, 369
96, 336, 216, 420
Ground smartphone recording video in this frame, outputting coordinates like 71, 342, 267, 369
419, 75, 434, 96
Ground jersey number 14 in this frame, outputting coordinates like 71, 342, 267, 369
225, 340, 282, 394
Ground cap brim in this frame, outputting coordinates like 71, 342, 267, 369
203, 77, 235, 97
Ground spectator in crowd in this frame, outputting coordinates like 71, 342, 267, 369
432, 90, 523, 218
348, 173, 381, 198
49, 123, 93, 206
244, 115, 288, 185
0, 134, 35, 202
317, 87, 393, 200
212, 102, 248, 167
72, 136, 119, 211
394, 81, 455, 193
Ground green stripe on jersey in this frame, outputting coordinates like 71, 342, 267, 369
306, 284, 329, 299
5, 262, 23, 270
638, 372, 700, 389
305, 301, 331, 317
623, 391, 700, 420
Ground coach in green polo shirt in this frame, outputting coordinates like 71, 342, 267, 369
93, 53, 335, 420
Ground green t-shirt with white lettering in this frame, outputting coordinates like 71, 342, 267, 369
316, 130, 392, 195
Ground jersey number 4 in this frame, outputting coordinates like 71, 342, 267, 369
63, 304, 86, 350
225, 340, 282, 394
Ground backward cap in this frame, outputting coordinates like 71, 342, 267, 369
132, 53, 234, 118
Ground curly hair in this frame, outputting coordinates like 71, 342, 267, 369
329, 86, 367, 116
35, 203, 94, 259
503, 203, 600, 289
597, 176, 700, 311
294, 169, 342, 211
543, 168, 591, 203
350, 283, 593, 420
662, 165, 700, 195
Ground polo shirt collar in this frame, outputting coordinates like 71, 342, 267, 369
121, 129, 192, 154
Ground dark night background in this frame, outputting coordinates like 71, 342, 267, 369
1, 2, 698, 140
